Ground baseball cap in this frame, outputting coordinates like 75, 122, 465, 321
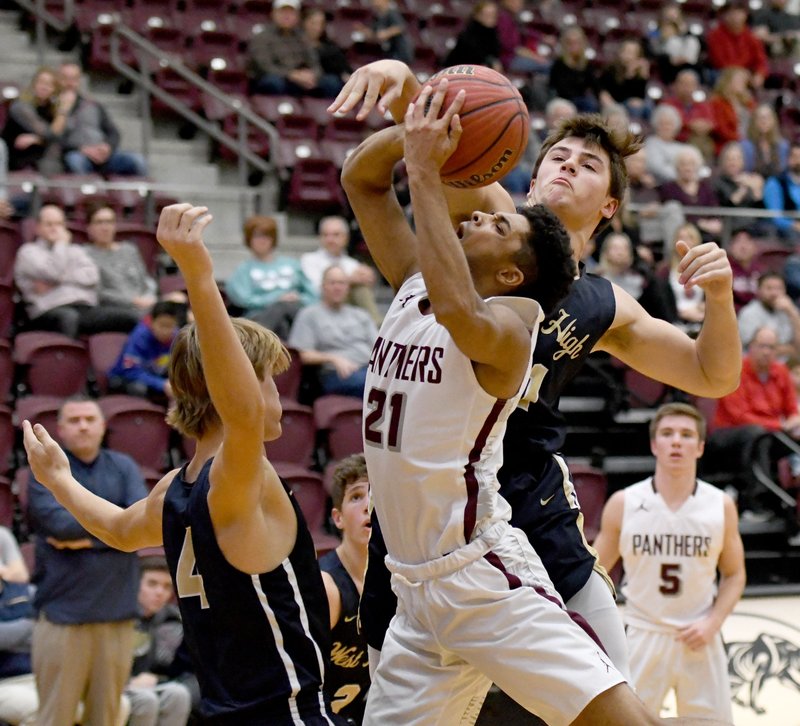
273, 0, 300, 9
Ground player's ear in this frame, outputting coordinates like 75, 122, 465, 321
331, 507, 344, 531
601, 196, 619, 220
497, 265, 524, 290
696, 439, 705, 459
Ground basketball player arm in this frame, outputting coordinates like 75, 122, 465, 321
592, 490, 624, 572
321, 571, 342, 629
21, 420, 164, 550
405, 85, 531, 391
155, 205, 296, 563
597, 242, 740, 397
341, 125, 419, 290
677, 496, 745, 650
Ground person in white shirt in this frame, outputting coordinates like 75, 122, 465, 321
300, 216, 381, 322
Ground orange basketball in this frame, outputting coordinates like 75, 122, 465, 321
414, 65, 529, 189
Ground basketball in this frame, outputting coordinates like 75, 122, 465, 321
414, 65, 529, 189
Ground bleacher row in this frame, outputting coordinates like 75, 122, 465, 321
0, 325, 376, 555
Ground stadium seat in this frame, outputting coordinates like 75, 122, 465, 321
0, 340, 12, 402
0, 478, 14, 529
275, 347, 303, 401
126, 0, 178, 34
313, 395, 363, 462
286, 158, 348, 215
569, 463, 608, 544
98, 395, 172, 472
13, 332, 90, 397
273, 462, 340, 554
264, 399, 316, 468
318, 139, 357, 170
190, 30, 244, 72
217, 114, 273, 162
321, 116, 367, 143
754, 244, 794, 274
13, 395, 63, 433
0, 406, 12, 474
228, 0, 272, 40
275, 138, 323, 170
0, 220, 22, 284
87, 332, 129, 395
250, 94, 305, 124
115, 222, 162, 276
151, 68, 203, 117
158, 273, 187, 298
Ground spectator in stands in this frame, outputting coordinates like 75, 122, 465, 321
358, 0, 413, 65
548, 26, 599, 113
658, 144, 723, 241
300, 215, 380, 323
495, 0, 550, 75
444, 0, 502, 71
752, 0, 800, 58
225, 214, 317, 340
319, 455, 371, 723
706, 0, 770, 88
738, 271, 800, 360
108, 300, 185, 405
247, 0, 341, 97
595, 232, 666, 319
662, 69, 715, 161
741, 103, 790, 179
624, 147, 679, 256
709, 66, 756, 156
14, 204, 138, 337
763, 138, 800, 245
647, 3, 701, 84
714, 141, 765, 234
288, 265, 378, 398
728, 226, 767, 312
594, 403, 744, 723
125, 555, 193, 726
1, 67, 67, 174
707, 325, 800, 515
644, 104, 686, 184
28, 396, 148, 726
302, 8, 352, 94
597, 38, 650, 120
0, 526, 36, 726
84, 202, 157, 319
57, 63, 147, 177
653, 223, 706, 334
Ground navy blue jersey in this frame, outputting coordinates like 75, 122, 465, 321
500, 271, 617, 601
162, 459, 342, 725
502, 271, 617, 459
319, 550, 369, 724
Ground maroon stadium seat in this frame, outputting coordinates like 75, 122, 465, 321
98, 395, 172, 472
87, 332, 129, 395
13, 332, 89, 397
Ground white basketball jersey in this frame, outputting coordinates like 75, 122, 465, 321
620, 478, 725, 631
364, 273, 541, 565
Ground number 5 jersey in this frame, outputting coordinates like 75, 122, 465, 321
619, 477, 726, 631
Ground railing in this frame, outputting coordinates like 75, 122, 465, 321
752, 431, 800, 516
109, 24, 283, 190
14, 0, 75, 64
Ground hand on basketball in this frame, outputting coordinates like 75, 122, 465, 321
676, 615, 719, 650
22, 420, 72, 490
675, 240, 733, 300
327, 60, 418, 121
404, 81, 465, 174
156, 203, 214, 280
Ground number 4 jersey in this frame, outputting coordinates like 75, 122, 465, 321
619, 477, 725, 631
364, 272, 542, 566
162, 458, 340, 724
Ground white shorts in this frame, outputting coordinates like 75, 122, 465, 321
626, 624, 733, 722
364, 522, 625, 726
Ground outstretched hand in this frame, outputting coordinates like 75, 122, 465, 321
156, 203, 214, 280
327, 60, 418, 121
404, 81, 465, 174
22, 420, 71, 490
675, 240, 733, 300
